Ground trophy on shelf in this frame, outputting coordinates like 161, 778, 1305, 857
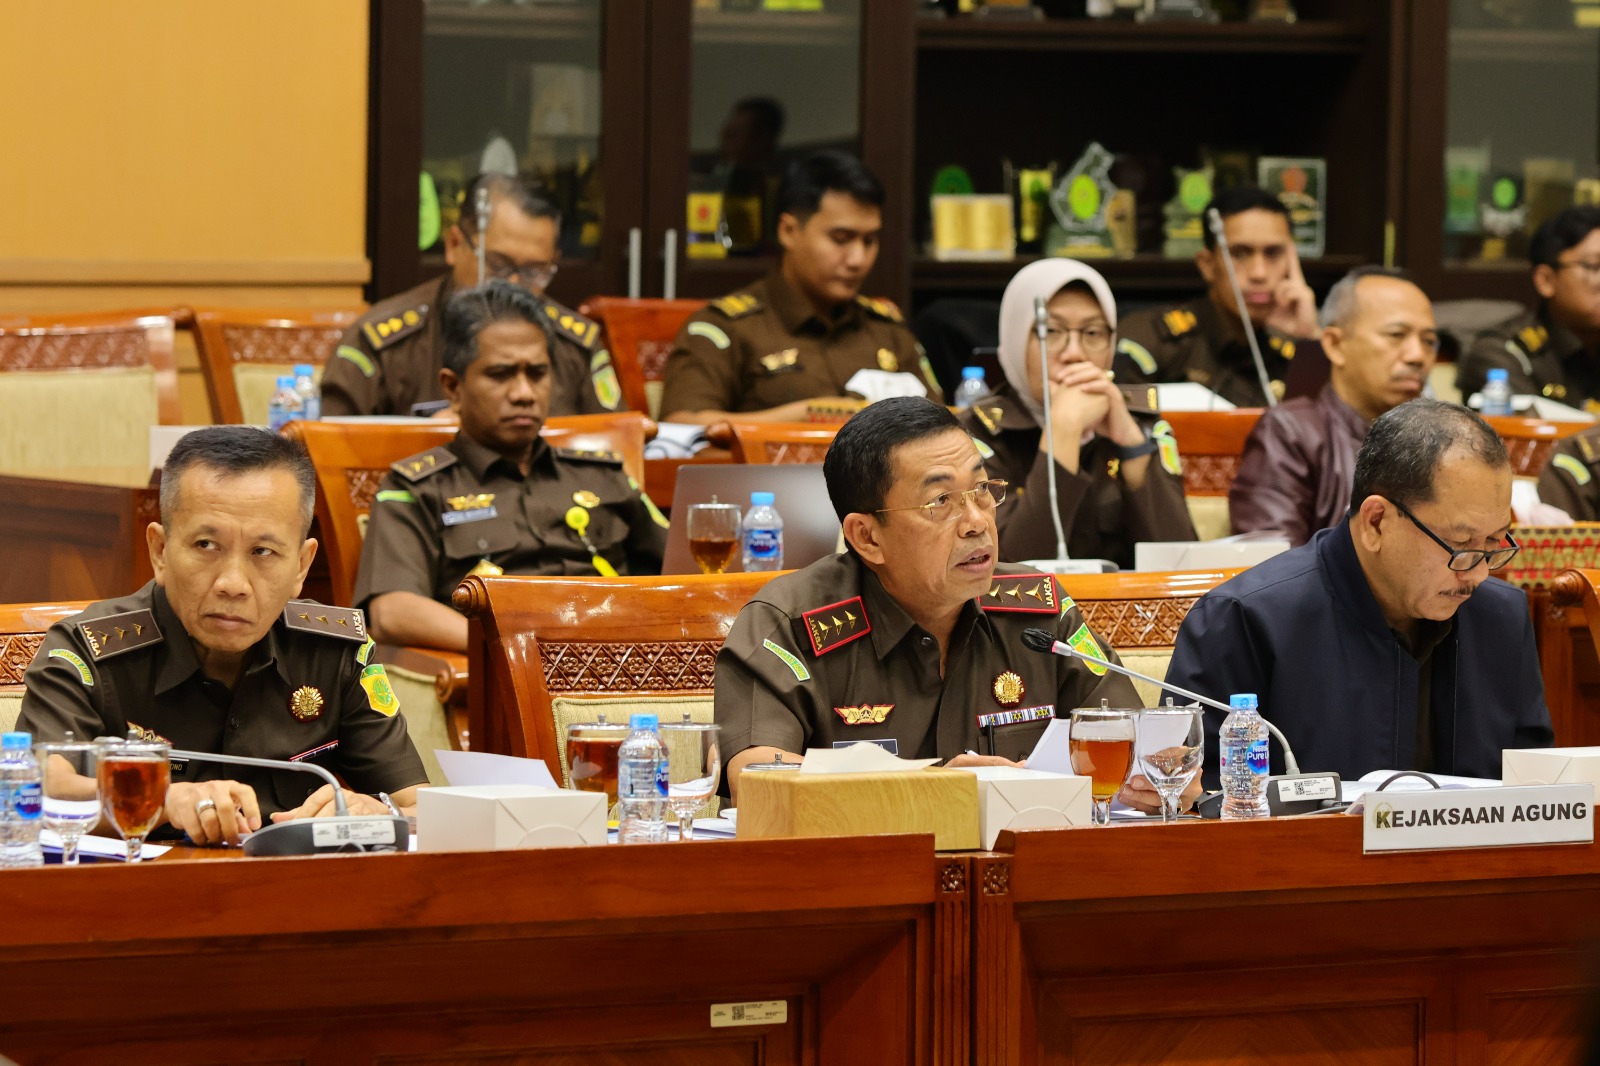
1479, 174, 1527, 263
1258, 156, 1326, 258
1162, 165, 1213, 259
1005, 160, 1058, 254
1248, 0, 1296, 21
1139, 0, 1219, 21
1045, 142, 1119, 260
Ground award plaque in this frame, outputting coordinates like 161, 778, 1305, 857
1139, 0, 1219, 21
1258, 156, 1326, 258
1044, 142, 1119, 259
1249, 0, 1295, 21
1163, 166, 1212, 259
1005, 160, 1058, 253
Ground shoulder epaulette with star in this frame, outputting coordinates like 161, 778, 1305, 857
283, 602, 368, 642
856, 295, 905, 324
554, 447, 624, 467
360, 303, 429, 351
1159, 308, 1198, 341
541, 299, 603, 349
794, 596, 871, 657
1571, 425, 1600, 466
1516, 323, 1550, 357
1120, 384, 1159, 413
980, 574, 1061, 614
710, 293, 762, 319
78, 610, 161, 661
391, 446, 458, 483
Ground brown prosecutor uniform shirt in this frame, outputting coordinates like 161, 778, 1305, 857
18, 582, 426, 819
959, 383, 1195, 568
1536, 425, 1600, 521
354, 431, 668, 610
320, 273, 626, 417
1113, 296, 1300, 408
1457, 305, 1599, 410
659, 271, 941, 417
715, 554, 1139, 766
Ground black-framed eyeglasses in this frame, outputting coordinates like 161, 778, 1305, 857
460, 229, 559, 290
1384, 496, 1520, 572
875, 479, 1009, 523
1041, 324, 1114, 356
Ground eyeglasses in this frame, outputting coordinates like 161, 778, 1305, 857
875, 479, 1008, 523
1555, 259, 1600, 288
1384, 496, 1520, 572
1041, 325, 1114, 357
460, 229, 559, 290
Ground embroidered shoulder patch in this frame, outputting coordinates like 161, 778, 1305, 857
972, 436, 995, 460
1066, 622, 1108, 675
1117, 338, 1157, 376
356, 638, 375, 666
375, 489, 415, 504
360, 304, 427, 350
590, 349, 622, 410
335, 344, 375, 377
763, 638, 811, 682
688, 321, 732, 349
799, 596, 871, 656
284, 603, 368, 642
391, 446, 459, 483
710, 293, 762, 319
360, 663, 400, 716
78, 610, 162, 661
48, 648, 94, 686
980, 575, 1060, 614
1160, 308, 1197, 339
1151, 418, 1182, 476
1554, 452, 1593, 486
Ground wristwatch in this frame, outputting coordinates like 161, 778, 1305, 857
1114, 435, 1158, 461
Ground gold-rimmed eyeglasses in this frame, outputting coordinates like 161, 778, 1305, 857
875, 479, 1009, 523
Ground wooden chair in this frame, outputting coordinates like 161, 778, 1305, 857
1484, 415, 1588, 478
192, 307, 363, 425
0, 601, 90, 733
1131, 410, 1262, 541
453, 572, 781, 783
1545, 568, 1600, 749
578, 297, 704, 419
712, 420, 840, 465
0, 309, 186, 478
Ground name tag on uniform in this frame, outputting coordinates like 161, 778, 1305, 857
832, 738, 898, 755
442, 506, 498, 526
976, 705, 1053, 730
169, 756, 189, 778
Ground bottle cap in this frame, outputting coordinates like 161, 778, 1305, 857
1, 732, 32, 749
962, 366, 984, 379
275, 375, 295, 388
750, 492, 775, 506
628, 713, 659, 731
294, 364, 314, 376
1228, 694, 1258, 710
1486, 368, 1509, 381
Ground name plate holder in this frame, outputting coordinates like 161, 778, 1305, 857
1361, 773, 1594, 854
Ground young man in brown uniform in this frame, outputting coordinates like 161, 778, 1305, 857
19, 427, 428, 846
660, 151, 940, 425
356, 281, 667, 653
1536, 425, 1600, 520
321, 173, 625, 418
716, 397, 1198, 814
1113, 186, 1320, 408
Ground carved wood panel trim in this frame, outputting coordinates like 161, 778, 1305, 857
638, 340, 673, 382
542, 640, 721, 692
1, 633, 45, 685
764, 442, 830, 464
1077, 598, 1199, 649
0, 330, 149, 371
345, 468, 386, 511
220, 324, 345, 365
1182, 455, 1239, 496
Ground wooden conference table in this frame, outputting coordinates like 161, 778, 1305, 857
4, 816, 1598, 1065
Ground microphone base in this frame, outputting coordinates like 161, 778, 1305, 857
1194, 773, 1344, 819
242, 815, 411, 857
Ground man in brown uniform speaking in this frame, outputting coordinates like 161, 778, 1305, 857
715, 397, 1194, 813
660, 151, 940, 425
19, 427, 428, 845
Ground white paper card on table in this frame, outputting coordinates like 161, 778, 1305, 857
1024, 718, 1074, 776
1341, 768, 1501, 809
40, 829, 172, 861
955, 765, 1093, 848
434, 748, 559, 788
799, 742, 939, 774
1361, 782, 1594, 853
311, 819, 397, 847
1503, 747, 1600, 787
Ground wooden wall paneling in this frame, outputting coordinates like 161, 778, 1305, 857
0, 476, 155, 604
366, 0, 424, 303
933, 854, 973, 1065
860, 0, 915, 310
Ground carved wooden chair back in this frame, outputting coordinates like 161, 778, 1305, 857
0, 601, 91, 733
192, 307, 364, 425
1484, 415, 1588, 478
578, 298, 705, 419
723, 421, 840, 465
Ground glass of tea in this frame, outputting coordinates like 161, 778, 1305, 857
35, 737, 100, 866
1068, 704, 1137, 826
658, 719, 721, 841
95, 738, 170, 861
1135, 704, 1204, 823
566, 719, 628, 816
686, 499, 741, 574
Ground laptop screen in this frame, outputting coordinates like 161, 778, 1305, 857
662, 463, 843, 575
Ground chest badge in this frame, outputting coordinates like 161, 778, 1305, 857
876, 348, 899, 372
289, 685, 325, 722
467, 557, 504, 578
447, 493, 495, 511
993, 671, 1025, 707
760, 348, 799, 373
442, 493, 498, 526
572, 489, 601, 509
835, 704, 893, 725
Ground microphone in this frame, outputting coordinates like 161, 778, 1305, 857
1033, 295, 1070, 564
1205, 207, 1279, 409
169, 749, 410, 857
474, 187, 492, 286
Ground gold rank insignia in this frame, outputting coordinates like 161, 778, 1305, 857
711, 293, 762, 318
1543, 383, 1569, 400
572, 489, 600, 508
1107, 458, 1121, 479
78, 609, 161, 661
1161, 308, 1197, 338
800, 596, 872, 656
447, 493, 496, 511
993, 671, 1024, 707
360, 305, 427, 350
1519, 324, 1549, 353
391, 446, 459, 482
289, 686, 325, 722
834, 704, 893, 725
284, 602, 368, 642
760, 348, 799, 373
856, 295, 904, 323
467, 557, 504, 578
980, 574, 1061, 614
1267, 336, 1296, 360
876, 348, 899, 372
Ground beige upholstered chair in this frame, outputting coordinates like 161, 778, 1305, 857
192, 307, 363, 425
0, 602, 91, 734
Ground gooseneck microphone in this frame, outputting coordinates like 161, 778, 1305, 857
474, 187, 492, 285
1019, 627, 1302, 774
169, 749, 409, 857
1205, 207, 1279, 409
1035, 296, 1070, 563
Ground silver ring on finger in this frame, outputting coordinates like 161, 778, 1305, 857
195, 798, 218, 815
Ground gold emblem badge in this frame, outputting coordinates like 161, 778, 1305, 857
876, 348, 899, 372
467, 557, 504, 578
760, 348, 799, 373
446, 493, 495, 511
993, 671, 1024, 707
572, 489, 600, 509
834, 704, 893, 725
290, 685, 325, 722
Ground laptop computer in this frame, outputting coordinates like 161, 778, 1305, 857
662, 463, 842, 575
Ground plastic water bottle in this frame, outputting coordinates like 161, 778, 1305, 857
617, 713, 669, 844
1480, 367, 1513, 416
292, 363, 321, 422
267, 374, 304, 432
1219, 694, 1271, 821
0, 732, 43, 868
741, 491, 784, 572
953, 366, 989, 409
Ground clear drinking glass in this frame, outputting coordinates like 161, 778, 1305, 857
1069, 705, 1138, 827
658, 720, 721, 841
566, 719, 628, 818
95, 739, 170, 862
686, 500, 742, 574
35, 738, 100, 865
1135, 706, 1205, 823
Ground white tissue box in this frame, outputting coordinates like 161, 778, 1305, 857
1502, 747, 1600, 788
416, 785, 607, 851
954, 766, 1092, 849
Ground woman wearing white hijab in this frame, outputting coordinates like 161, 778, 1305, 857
959, 259, 1195, 567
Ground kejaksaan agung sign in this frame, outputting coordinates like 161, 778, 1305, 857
1363, 783, 1594, 853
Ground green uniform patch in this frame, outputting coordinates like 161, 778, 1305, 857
1152, 418, 1182, 477
1067, 623, 1108, 675
591, 350, 622, 410
972, 436, 995, 460
919, 354, 941, 395
1553, 453, 1592, 486
688, 321, 731, 350
335, 345, 375, 378
360, 663, 400, 716
48, 648, 93, 686
1058, 592, 1078, 617
763, 639, 811, 682
356, 638, 375, 666
1117, 338, 1157, 376
375, 489, 415, 504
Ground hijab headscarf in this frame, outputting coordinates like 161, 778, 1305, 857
996, 259, 1119, 425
